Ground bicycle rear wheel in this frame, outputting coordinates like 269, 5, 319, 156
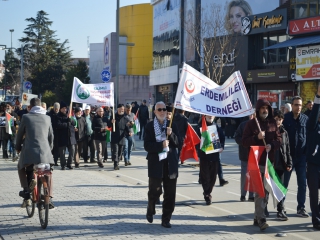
26, 193, 35, 218
37, 179, 49, 229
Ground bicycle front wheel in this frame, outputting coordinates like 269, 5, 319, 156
37, 179, 49, 229
26, 192, 35, 218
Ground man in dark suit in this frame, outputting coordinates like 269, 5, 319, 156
144, 101, 180, 228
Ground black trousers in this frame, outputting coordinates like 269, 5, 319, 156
83, 135, 95, 161
52, 143, 60, 164
307, 162, 320, 226
200, 160, 218, 196
275, 169, 285, 212
111, 143, 124, 167
139, 121, 147, 139
147, 162, 177, 223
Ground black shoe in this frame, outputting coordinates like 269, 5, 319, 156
220, 179, 229, 186
156, 198, 161, 205
258, 218, 269, 231
103, 160, 106, 163
66, 165, 73, 170
313, 223, 320, 230
240, 196, 245, 202
248, 197, 254, 202
54, 163, 59, 166
125, 162, 128, 166
146, 214, 153, 223
19, 190, 30, 200
98, 163, 104, 168
161, 222, 171, 228
75, 164, 80, 168
49, 198, 55, 209
253, 218, 258, 226
61, 166, 65, 170
84, 160, 88, 163
90, 160, 97, 163
204, 194, 212, 205
114, 166, 120, 170
127, 162, 132, 165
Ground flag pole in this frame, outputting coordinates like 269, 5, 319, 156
167, 107, 175, 140
254, 117, 266, 146
112, 107, 115, 132
68, 102, 73, 118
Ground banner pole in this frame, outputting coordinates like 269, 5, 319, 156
254, 117, 266, 146
112, 107, 115, 132
167, 107, 175, 140
68, 102, 73, 118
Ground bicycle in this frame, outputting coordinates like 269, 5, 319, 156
26, 163, 52, 229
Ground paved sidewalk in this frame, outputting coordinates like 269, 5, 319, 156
0, 153, 264, 240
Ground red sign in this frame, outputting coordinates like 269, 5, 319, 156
288, 16, 320, 35
257, 91, 278, 102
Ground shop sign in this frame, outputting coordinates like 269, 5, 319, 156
158, 84, 171, 92
257, 91, 279, 102
296, 44, 320, 81
288, 16, 320, 36
241, 9, 287, 35
246, 68, 288, 83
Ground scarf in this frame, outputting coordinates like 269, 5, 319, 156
154, 117, 169, 161
29, 106, 47, 115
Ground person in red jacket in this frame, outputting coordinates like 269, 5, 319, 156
242, 99, 281, 231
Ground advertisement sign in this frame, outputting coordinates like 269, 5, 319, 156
241, 9, 287, 35
174, 63, 254, 118
296, 44, 320, 81
201, 0, 280, 36
257, 91, 279, 102
246, 68, 288, 83
103, 34, 112, 68
153, 0, 181, 37
71, 77, 114, 106
288, 16, 320, 36
183, 0, 196, 62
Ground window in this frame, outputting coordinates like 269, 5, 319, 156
291, 0, 320, 19
263, 35, 289, 64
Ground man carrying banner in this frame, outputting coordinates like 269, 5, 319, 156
242, 99, 281, 231
144, 101, 180, 228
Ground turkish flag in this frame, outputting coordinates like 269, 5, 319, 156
180, 123, 201, 163
245, 146, 265, 198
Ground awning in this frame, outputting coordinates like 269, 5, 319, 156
262, 35, 320, 50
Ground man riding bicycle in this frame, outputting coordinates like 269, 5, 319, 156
15, 98, 54, 207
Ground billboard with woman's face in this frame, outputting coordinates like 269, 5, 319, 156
201, 0, 281, 36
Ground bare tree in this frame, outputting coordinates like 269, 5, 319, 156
183, 2, 239, 85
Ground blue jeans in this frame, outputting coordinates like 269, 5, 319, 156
283, 155, 307, 210
123, 135, 133, 162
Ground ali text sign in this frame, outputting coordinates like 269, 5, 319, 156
289, 16, 320, 35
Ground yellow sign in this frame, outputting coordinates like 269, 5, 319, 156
252, 15, 283, 29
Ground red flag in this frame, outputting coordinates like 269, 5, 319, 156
180, 123, 201, 163
245, 146, 265, 198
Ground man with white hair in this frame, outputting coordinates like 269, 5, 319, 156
144, 101, 180, 228
284, 103, 292, 114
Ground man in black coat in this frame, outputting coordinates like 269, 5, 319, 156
56, 102, 77, 170
138, 100, 149, 140
306, 86, 320, 230
172, 109, 188, 161
144, 101, 180, 228
108, 104, 130, 170
73, 107, 87, 168
92, 107, 108, 168
48, 102, 60, 166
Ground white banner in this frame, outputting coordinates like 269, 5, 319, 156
22, 93, 38, 106
70, 77, 114, 106
174, 63, 254, 118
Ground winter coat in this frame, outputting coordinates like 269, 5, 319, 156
56, 112, 77, 147
92, 115, 108, 141
242, 99, 281, 166
144, 120, 180, 179
107, 113, 130, 145
138, 104, 149, 124
234, 120, 249, 162
274, 125, 292, 171
75, 116, 87, 142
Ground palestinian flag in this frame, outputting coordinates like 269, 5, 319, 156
133, 110, 140, 134
264, 156, 288, 208
200, 116, 211, 152
5, 112, 12, 135
106, 127, 112, 143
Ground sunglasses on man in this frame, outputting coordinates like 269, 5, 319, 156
157, 108, 167, 112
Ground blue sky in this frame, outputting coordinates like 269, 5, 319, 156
0, 0, 150, 61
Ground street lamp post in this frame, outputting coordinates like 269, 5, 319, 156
9, 29, 14, 49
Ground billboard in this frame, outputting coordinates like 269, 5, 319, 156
201, 0, 280, 36
288, 16, 320, 36
183, 0, 196, 62
296, 45, 320, 81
